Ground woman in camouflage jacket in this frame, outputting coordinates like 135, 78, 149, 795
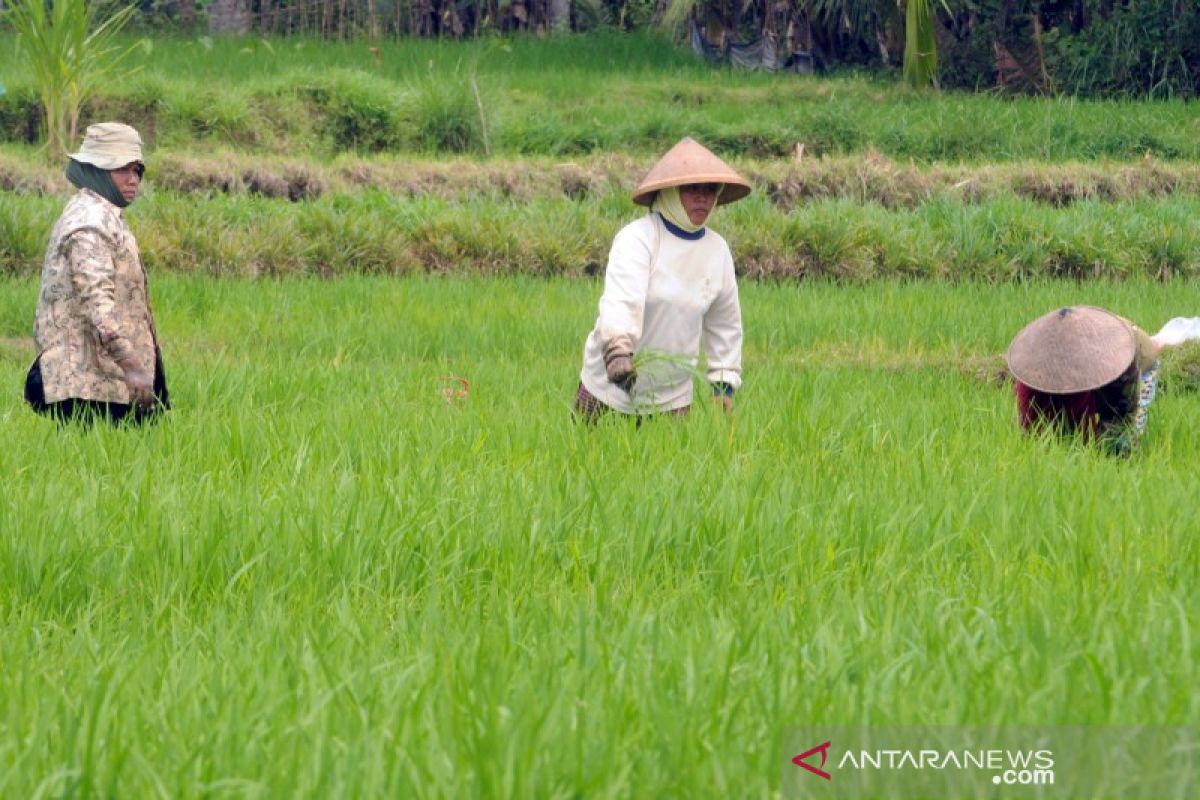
24, 122, 169, 424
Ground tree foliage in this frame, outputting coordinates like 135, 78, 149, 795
4, 0, 1196, 97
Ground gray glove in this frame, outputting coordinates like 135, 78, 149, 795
118, 356, 155, 410
603, 338, 636, 393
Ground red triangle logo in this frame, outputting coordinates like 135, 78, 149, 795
792, 740, 832, 780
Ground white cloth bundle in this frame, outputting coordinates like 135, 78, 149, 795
1152, 317, 1200, 347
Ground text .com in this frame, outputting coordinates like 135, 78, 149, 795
994, 768, 1056, 786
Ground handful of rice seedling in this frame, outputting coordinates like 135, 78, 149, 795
1158, 343, 1200, 395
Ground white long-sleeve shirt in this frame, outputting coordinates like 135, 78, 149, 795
580, 213, 743, 413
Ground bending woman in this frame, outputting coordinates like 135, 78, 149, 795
576, 137, 751, 420
1006, 306, 1199, 454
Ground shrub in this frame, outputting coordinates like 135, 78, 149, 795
0, 85, 41, 144
296, 70, 403, 154
406, 70, 485, 155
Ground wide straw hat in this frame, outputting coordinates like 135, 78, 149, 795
1006, 306, 1136, 394
632, 137, 752, 207
69, 122, 143, 170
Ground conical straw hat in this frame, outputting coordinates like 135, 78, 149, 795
632, 137, 752, 207
1006, 306, 1136, 394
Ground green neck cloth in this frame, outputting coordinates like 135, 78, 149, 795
65, 159, 129, 208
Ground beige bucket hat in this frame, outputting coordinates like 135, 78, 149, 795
632, 137, 752, 207
1006, 306, 1136, 394
69, 122, 144, 170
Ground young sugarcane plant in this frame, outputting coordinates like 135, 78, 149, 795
3, 0, 143, 161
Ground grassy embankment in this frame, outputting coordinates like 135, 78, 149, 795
1, 276, 1198, 796
4, 188, 1200, 280
2, 32, 1198, 161
2, 33, 1199, 279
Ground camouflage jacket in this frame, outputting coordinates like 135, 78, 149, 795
1102, 322, 1160, 456
33, 189, 160, 404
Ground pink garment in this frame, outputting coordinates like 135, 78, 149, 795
1015, 381, 1101, 439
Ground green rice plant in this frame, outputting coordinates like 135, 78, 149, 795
0, 277, 1198, 796
1099, 198, 1200, 281
503, 113, 613, 156
1159, 342, 1200, 395
781, 200, 880, 280
509, 199, 600, 276
2, 0, 142, 160
296, 199, 409, 275
160, 87, 262, 149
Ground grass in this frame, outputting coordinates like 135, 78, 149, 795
2, 32, 1200, 160
0, 276, 1197, 796
3, 30, 1196, 285
10, 146, 1200, 205
1, 28, 1198, 796
4, 187, 1200, 281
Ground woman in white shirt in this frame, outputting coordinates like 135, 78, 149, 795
576, 137, 751, 420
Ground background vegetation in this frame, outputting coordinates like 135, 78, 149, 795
4, 0, 1196, 96
2, 0, 146, 160
4, 186, 1200, 281
2, 34, 1197, 282
3, 32, 1199, 159
1, 276, 1198, 796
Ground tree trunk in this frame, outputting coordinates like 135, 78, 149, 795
177, 0, 196, 31
1071, 0, 1086, 33
367, 0, 379, 38
549, 0, 569, 34
996, 0, 1013, 32
208, 0, 251, 34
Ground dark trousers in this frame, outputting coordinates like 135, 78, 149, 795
24, 353, 170, 426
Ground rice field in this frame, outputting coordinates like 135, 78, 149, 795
1, 276, 1198, 797
2, 24, 1199, 798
